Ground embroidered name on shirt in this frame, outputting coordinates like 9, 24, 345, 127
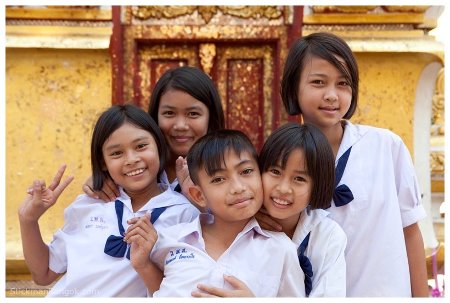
85, 216, 108, 230
165, 248, 195, 265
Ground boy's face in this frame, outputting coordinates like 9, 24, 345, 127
190, 150, 263, 224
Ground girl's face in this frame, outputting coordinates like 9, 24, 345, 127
298, 55, 352, 130
262, 149, 312, 225
158, 89, 209, 158
102, 122, 160, 199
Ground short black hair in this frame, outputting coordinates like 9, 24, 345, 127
91, 104, 167, 191
148, 66, 225, 132
259, 122, 335, 209
187, 129, 258, 185
281, 32, 359, 119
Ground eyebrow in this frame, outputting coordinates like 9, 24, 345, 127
159, 104, 205, 111
209, 158, 256, 175
104, 136, 151, 151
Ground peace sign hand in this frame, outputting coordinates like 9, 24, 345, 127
18, 164, 74, 223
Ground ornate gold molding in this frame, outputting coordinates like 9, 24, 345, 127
431, 68, 445, 134
199, 43, 216, 76
131, 6, 283, 24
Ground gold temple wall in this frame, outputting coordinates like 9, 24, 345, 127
352, 52, 439, 153
6, 48, 111, 262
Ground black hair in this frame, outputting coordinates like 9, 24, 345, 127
187, 129, 258, 185
148, 66, 225, 132
91, 104, 167, 191
281, 32, 359, 119
259, 122, 335, 209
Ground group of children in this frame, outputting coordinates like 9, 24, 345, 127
19, 32, 428, 297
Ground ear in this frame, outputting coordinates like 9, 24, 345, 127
188, 185, 208, 209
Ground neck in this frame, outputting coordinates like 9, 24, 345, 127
315, 121, 345, 159
125, 183, 161, 212
165, 154, 177, 182
201, 217, 251, 260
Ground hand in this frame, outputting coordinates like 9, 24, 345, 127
191, 275, 255, 297
82, 175, 119, 202
255, 207, 283, 231
19, 164, 74, 223
175, 156, 195, 201
125, 214, 158, 270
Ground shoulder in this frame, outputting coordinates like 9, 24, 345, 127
305, 209, 347, 243
353, 123, 403, 145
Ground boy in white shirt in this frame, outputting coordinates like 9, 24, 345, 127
126, 129, 305, 297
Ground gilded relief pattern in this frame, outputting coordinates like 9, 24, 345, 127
131, 6, 284, 24
431, 68, 444, 174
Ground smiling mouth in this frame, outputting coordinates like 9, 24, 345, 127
272, 197, 292, 206
125, 168, 145, 176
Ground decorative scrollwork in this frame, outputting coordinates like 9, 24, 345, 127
132, 6, 283, 24
199, 43, 216, 76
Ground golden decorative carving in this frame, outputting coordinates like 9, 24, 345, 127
219, 6, 282, 20
131, 6, 283, 24
431, 68, 444, 135
431, 152, 444, 173
312, 6, 377, 13
132, 6, 196, 20
199, 43, 216, 76
197, 6, 219, 23
382, 6, 430, 13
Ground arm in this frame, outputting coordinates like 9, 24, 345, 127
254, 207, 283, 232
18, 165, 73, 285
82, 175, 119, 202
191, 275, 255, 297
125, 214, 162, 293
404, 223, 428, 297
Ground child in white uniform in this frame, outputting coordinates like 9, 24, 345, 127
18, 104, 199, 297
83, 66, 225, 199
259, 122, 346, 297
195, 123, 347, 297
279, 32, 428, 296
126, 129, 305, 297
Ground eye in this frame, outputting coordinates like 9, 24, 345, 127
136, 143, 148, 150
187, 111, 201, 118
311, 79, 324, 85
269, 168, 281, 176
241, 168, 254, 175
161, 110, 175, 117
109, 150, 122, 157
210, 176, 225, 184
338, 80, 350, 86
294, 175, 307, 183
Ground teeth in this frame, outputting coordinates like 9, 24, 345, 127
273, 198, 290, 205
126, 168, 144, 176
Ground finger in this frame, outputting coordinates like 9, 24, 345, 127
104, 177, 120, 199
32, 180, 44, 201
125, 224, 157, 243
47, 165, 67, 191
223, 275, 245, 289
53, 176, 74, 198
195, 284, 228, 297
255, 212, 282, 231
191, 291, 216, 298
82, 183, 99, 199
127, 213, 151, 225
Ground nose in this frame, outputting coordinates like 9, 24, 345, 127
173, 116, 189, 130
125, 150, 140, 165
324, 86, 338, 102
230, 176, 246, 195
276, 177, 292, 194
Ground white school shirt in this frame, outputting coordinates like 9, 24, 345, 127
47, 185, 199, 297
327, 121, 427, 297
292, 208, 347, 297
150, 213, 305, 297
